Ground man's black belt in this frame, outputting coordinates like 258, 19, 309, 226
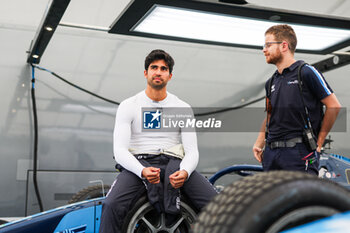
134, 154, 159, 160
115, 154, 160, 171
268, 137, 303, 149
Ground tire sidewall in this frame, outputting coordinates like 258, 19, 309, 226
122, 196, 148, 233
232, 178, 350, 233
194, 171, 350, 233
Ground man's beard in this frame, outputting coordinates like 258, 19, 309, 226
148, 78, 167, 90
266, 50, 282, 65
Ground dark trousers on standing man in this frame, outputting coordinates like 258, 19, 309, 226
262, 142, 319, 175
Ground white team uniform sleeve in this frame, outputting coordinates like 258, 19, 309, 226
113, 102, 145, 178
179, 107, 199, 176
180, 131, 199, 176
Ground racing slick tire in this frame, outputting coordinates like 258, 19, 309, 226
68, 184, 111, 204
122, 195, 198, 233
193, 171, 350, 233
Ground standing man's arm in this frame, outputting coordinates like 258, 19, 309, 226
114, 102, 160, 183
317, 93, 341, 152
303, 65, 341, 153
253, 117, 267, 163
253, 97, 271, 163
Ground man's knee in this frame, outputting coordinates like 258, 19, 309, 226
101, 171, 146, 222
183, 171, 217, 209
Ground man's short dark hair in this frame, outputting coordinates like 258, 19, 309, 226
265, 24, 297, 53
144, 49, 175, 74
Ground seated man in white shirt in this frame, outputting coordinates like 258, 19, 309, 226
99, 49, 217, 233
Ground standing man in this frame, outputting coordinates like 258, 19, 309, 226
99, 49, 217, 233
253, 24, 341, 174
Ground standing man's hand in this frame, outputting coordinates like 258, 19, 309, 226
142, 167, 160, 184
316, 146, 322, 153
169, 170, 188, 189
253, 146, 263, 163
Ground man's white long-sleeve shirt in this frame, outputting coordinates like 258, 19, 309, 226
113, 91, 199, 178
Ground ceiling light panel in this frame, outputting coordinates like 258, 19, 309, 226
134, 6, 350, 51
109, 0, 350, 54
